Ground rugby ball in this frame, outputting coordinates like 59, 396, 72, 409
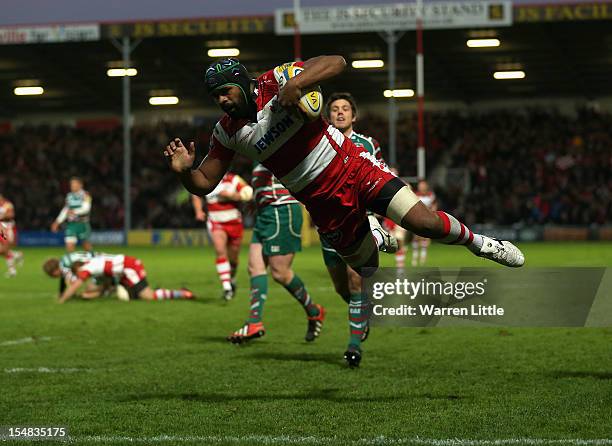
273, 63, 323, 121
116, 285, 130, 302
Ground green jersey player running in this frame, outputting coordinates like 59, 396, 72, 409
51, 177, 93, 252
227, 163, 325, 344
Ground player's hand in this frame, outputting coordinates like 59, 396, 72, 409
278, 78, 302, 108
50, 222, 59, 232
164, 138, 195, 173
195, 210, 207, 222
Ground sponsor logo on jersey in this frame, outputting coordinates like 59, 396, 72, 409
254, 115, 295, 154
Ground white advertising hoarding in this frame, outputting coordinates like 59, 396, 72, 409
275, 1, 513, 34
0, 24, 100, 45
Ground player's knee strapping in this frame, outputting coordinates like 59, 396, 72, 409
386, 186, 420, 225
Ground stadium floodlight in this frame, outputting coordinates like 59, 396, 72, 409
107, 68, 138, 77
467, 38, 500, 48
14, 86, 44, 96
493, 70, 526, 80
149, 96, 179, 105
352, 59, 384, 69
207, 48, 240, 58
383, 89, 415, 98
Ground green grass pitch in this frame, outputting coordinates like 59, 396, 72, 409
1, 242, 611, 445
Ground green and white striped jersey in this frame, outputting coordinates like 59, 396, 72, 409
64, 190, 92, 223
349, 130, 383, 161
251, 164, 299, 209
60, 251, 95, 282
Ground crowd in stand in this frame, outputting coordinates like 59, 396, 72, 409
0, 121, 218, 230
359, 107, 611, 227
0, 107, 609, 230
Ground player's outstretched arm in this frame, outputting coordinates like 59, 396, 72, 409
58, 278, 84, 304
164, 138, 231, 196
279, 55, 346, 107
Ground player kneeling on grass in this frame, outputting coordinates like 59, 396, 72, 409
43, 251, 115, 299
43, 253, 194, 303
164, 55, 525, 367
227, 164, 325, 344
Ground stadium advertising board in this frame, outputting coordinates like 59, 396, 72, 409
102, 17, 271, 39
0, 0, 608, 27
15, 227, 610, 247
89, 231, 125, 245
515, 2, 612, 21
275, 1, 513, 34
18, 230, 123, 246
127, 228, 322, 247
128, 229, 212, 247
0, 24, 99, 45
17, 231, 64, 247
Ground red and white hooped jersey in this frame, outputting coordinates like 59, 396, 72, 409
77, 254, 127, 281
417, 192, 436, 209
206, 172, 246, 224
197, 61, 352, 195
77, 254, 146, 288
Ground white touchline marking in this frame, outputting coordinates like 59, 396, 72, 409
72, 436, 612, 445
5, 367, 92, 374
0, 336, 52, 346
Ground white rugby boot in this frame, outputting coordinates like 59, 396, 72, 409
368, 215, 398, 254
477, 236, 525, 267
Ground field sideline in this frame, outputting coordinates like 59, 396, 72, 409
1, 242, 611, 445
